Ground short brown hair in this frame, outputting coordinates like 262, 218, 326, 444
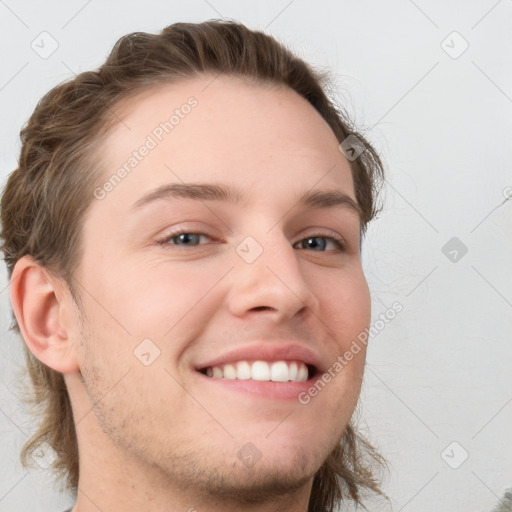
0, 19, 386, 511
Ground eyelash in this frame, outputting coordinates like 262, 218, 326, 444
156, 230, 346, 252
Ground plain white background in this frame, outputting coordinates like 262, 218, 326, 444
0, 1, 511, 511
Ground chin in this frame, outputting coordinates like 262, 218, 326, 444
199, 447, 318, 504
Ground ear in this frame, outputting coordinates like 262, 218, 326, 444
10, 255, 80, 374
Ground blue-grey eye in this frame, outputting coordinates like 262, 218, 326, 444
170, 233, 204, 246
296, 237, 341, 251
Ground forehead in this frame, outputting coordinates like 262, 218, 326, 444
94, 74, 355, 214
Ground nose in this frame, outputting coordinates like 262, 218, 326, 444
226, 233, 320, 322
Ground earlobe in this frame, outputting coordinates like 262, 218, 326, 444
10, 255, 80, 374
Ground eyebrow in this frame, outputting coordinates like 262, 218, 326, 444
129, 182, 362, 220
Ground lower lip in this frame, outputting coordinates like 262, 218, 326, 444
195, 371, 317, 401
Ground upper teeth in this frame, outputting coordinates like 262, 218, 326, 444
204, 360, 309, 382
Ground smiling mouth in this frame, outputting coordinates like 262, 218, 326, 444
198, 360, 318, 382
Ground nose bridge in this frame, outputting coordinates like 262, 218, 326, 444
228, 228, 318, 318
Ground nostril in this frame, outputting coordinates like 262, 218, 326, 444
251, 306, 277, 312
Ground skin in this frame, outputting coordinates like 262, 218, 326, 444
11, 74, 371, 512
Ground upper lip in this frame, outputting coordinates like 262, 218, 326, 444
194, 343, 325, 373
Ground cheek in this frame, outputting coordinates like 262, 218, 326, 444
315, 267, 371, 347
127, 260, 228, 335
82, 254, 225, 341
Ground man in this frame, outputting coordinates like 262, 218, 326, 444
1, 20, 386, 511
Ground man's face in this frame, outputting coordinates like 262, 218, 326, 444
69, 74, 370, 501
